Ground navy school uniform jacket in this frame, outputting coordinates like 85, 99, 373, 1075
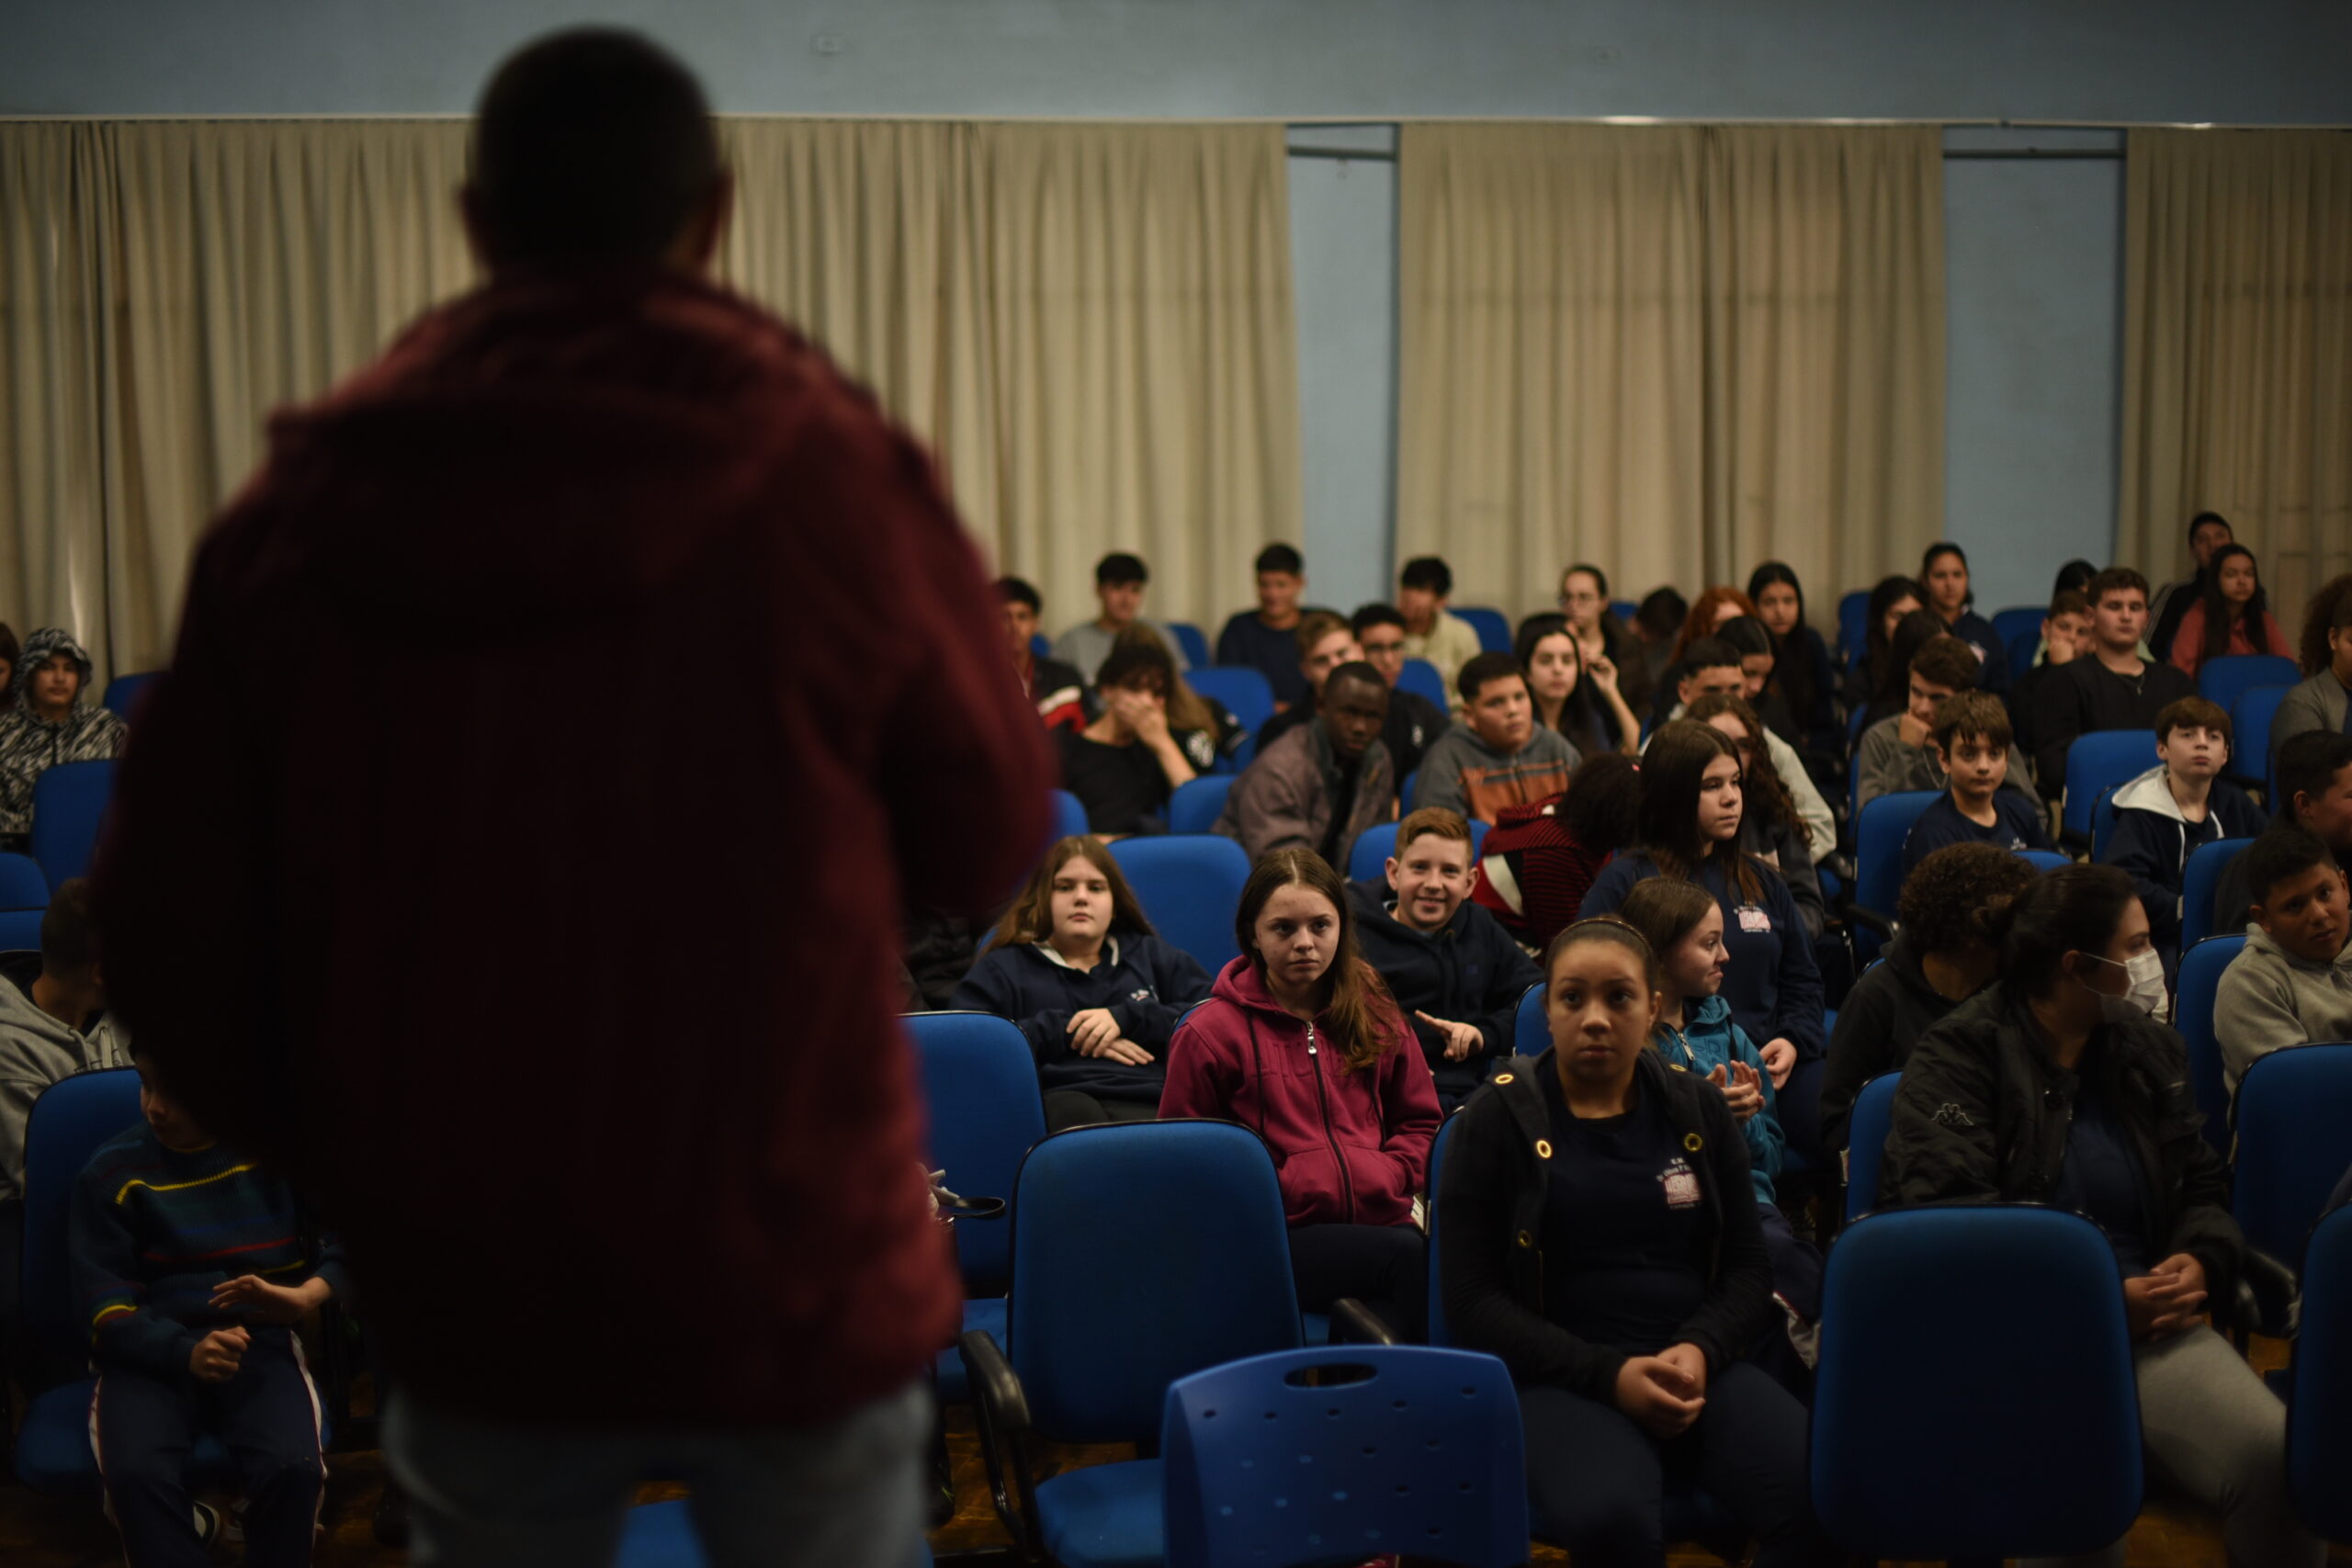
1345, 878, 1544, 1105
949, 931, 1214, 1102
2100, 766, 2268, 950
1900, 790, 2052, 874
1941, 609, 2011, 694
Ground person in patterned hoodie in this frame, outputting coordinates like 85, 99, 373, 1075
0, 628, 125, 842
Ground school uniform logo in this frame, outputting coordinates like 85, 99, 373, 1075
1658, 1156, 1702, 1210
1129, 988, 1153, 1002
1735, 904, 1773, 934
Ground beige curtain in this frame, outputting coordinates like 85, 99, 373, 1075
1396, 123, 1945, 622
2121, 129, 2352, 627
0, 117, 1299, 674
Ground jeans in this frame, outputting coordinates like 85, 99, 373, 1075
384, 1377, 931, 1568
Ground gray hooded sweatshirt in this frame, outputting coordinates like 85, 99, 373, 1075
2213, 924, 2352, 1099
0, 953, 130, 1202
0, 628, 127, 836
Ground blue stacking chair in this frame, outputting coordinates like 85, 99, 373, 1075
2060, 730, 2154, 849
2171, 934, 2245, 1159
2017, 849, 2072, 872
1399, 770, 1419, 812
2233, 682, 2294, 795
1848, 791, 1940, 965
1843, 1071, 1903, 1221
0, 852, 51, 917
1836, 591, 1871, 668
1050, 788, 1091, 843
2289, 1202, 2352, 1543
1165, 622, 1211, 671
1165, 776, 1235, 836
1454, 607, 1511, 655
1185, 667, 1276, 739
1107, 835, 1251, 975
2232, 1042, 2352, 1272
1512, 982, 1547, 1056
909, 1012, 1048, 1404
2179, 837, 2254, 950
100, 671, 163, 721
1813, 1206, 2143, 1561
959, 1122, 1325, 1568
2008, 628, 2042, 681
615, 1501, 927, 1568
1344, 818, 1488, 885
1161, 1346, 1528, 1568
1396, 657, 1449, 712
1609, 599, 1639, 625
1424, 1116, 1459, 1347
2198, 653, 2299, 716
2090, 786, 2124, 863
28, 759, 116, 888
1032, 632, 1053, 660
1989, 606, 2043, 656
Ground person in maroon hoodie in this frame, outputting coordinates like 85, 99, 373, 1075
88, 29, 1050, 1568
1159, 848, 1442, 1338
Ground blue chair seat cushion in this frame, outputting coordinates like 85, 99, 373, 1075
936, 1297, 1005, 1404
17, 1376, 249, 1495
616, 1499, 707, 1567
1035, 1458, 1164, 1568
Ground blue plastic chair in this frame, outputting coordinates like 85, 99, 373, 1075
2007, 626, 2043, 681
2233, 682, 2294, 794
2289, 1202, 2352, 1543
1396, 657, 1449, 712
1031, 632, 1052, 660
1836, 591, 1870, 667
1842, 1072, 1903, 1221
2233, 1042, 2352, 1271
1989, 606, 2043, 656
2090, 785, 2124, 863
2198, 653, 2300, 716
1345, 819, 1489, 885
100, 671, 163, 721
1849, 791, 1941, 965
1050, 789, 1091, 843
1423, 1117, 1459, 1348
1609, 599, 1639, 625
2179, 837, 2254, 950
1455, 607, 1511, 655
2061, 730, 2155, 846
1185, 667, 1276, 739
2172, 933, 2246, 1160
1166, 622, 1211, 671
1166, 776, 1236, 837
615, 1501, 928, 1568
2016, 849, 2071, 872
0, 851, 50, 910
1512, 982, 1547, 1057
1161, 1346, 1528, 1568
960, 1122, 1309, 1568
28, 759, 116, 888
1813, 1206, 2143, 1561
0, 909, 43, 952
1399, 770, 1419, 812
1107, 835, 1250, 974
910, 1012, 1049, 1403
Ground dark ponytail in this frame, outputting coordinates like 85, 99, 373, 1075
1985, 863, 2138, 998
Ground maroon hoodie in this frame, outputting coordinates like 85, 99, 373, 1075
1160, 957, 1441, 1227
93, 268, 1052, 1427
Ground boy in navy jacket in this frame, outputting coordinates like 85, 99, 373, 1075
2102, 695, 2268, 954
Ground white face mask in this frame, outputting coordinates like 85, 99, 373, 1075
2078, 948, 2167, 1022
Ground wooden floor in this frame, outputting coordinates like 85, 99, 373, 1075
4, 1347, 2344, 1566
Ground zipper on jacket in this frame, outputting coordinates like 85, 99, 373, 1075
1306, 1022, 1356, 1224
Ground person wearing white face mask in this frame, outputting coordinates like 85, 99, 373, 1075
1883, 864, 2322, 1568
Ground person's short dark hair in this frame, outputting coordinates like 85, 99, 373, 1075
1680, 636, 1739, 674
2188, 510, 2233, 548
1095, 640, 1173, 695
1457, 651, 1524, 705
2278, 731, 2352, 823
995, 576, 1042, 614
2244, 825, 2335, 908
1715, 616, 1773, 660
1326, 661, 1388, 700
1898, 842, 2036, 955
2087, 567, 2150, 605
1979, 863, 2140, 998
2156, 695, 2231, 746
2052, 559, 2098, 598
1350, 603, 1406, 637
1559, 752, 1644, 853
1635, 587, 1688, 640
1563, 562, 1611, 599
1095, 552, 1149, 589
2048, 589, 2090, 620
1909, 635, 1981, 694
1254, 544, 1304, 577
1930, 690, 2011, 755
469, 28, 722, 265
1400, 557, 1453, 597
40, 877, 98, 977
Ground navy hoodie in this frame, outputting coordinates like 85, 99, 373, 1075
2099, 765, 2268, 950
950, 931, 1213, 1103
1346, 878, 1542, 1107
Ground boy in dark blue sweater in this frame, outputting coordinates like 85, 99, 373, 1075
72, 1047, 345, 1566
1902, 691, 2054, 874
2102, 694, 2269, 955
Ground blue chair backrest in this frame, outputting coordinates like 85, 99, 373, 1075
1424, 1116, 1458, 1347
2233, 1042, 2352, 1270
1187, 667, 1276, 738
101, 671, 163, 721
1836, 590, 1870, 665
2289, 1202, 2352, 1543
2007, 627, 2041, 682
2172, 933, 2245, 1160
2090, 786, 2123, 862
2062, 730, 2154, 840
1512, 982, 1546, 1057
0, 852, 50, 910
1007, 1121, 1304, 1442
2233, 682, 2293, 791
2198, 653, 2299, 715
1989, 606, 2042, 654
1399, 770, 1419, 811
1608, 599, 1638, 625
0, 909, 43, 953
22, 1068, 143, 1349
2015, 849, 2071, 873
1454, 607, 1511, 655
1167, 622, 1212, 670
2179, 837, 2254, 951
29, 760, 116, 888
1396, 658, 1449, 711
1049, 788, 1090, 843
1852, 792, 1940, 961
1161, 1345, 1528, 1568
1843, 1072, 1903, 1221
1107, 835, 1251, 975
909, 1012, 1047, 1293
1030, 632, 1051, 660
1813, 1206, 2143, 1560
1346, 819, 1489, 886
1167, 775, 1236, 837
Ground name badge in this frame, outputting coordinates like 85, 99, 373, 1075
1736, 904, 1772, 934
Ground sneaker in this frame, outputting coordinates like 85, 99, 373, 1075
191, 1501, 220, 1544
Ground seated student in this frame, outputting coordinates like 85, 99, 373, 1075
1688, 694, 1827, 940
1056, 640, 1200, 837
2032, 567, 2197, 789
1655, 637, 1836, 857
2213, 730, 2352, 936
1348, 808, 1542, 1111
1052, 551, 1190, 682
1556, 563, 1652, 717
1215, 543, 1312, 709
1668, 586, 1759, 669
1413, 653, 1580, 824
1819, 843, 2032, 1156
1347, 604, 1448, 782
1917, 541, 2010, 691
996, 576, 1086, 731
1712, 616, 1804, 748
2213, 826, 2352, 1100
951, 835, 1213, 1132
1216, 660, 1394, 866
1843, 575, 1925, 714
74, 1043, 346, 1567
1469, 752, 1645, 955
1857, 635, 2042, 816
2150, 511, 2236, 662
1629, 586, 1688, 696
1516, 613, 1640, 759
2007, 588, 2092, 764
0, 628, 127, 844
1850, 606, 1948, 738
2272, 570, 2352, 756
1146, 632, 1249, 773
1900, 691, 2054, 874
1747, 561, 1838, 757
1884, 865, 2324, 1568
1396, 556, 1485, 693
2102, 695, 2268, 953
1440, 918, 1834, 1565
2167, 543, 2294, 679
1249, 611, 1364, 754
1161, 848, 1440, 1338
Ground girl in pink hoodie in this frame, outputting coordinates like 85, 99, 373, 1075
1160, 848, 1442, 1337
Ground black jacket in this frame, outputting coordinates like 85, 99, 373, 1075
2030, 658, 2198, 791
1438, 1047, 1773, 1402
1883, 984, 2244, 1303
1818, 932, 1972, 1155
948, 931, 1214, 1102
1346, 879, 1542, 1106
